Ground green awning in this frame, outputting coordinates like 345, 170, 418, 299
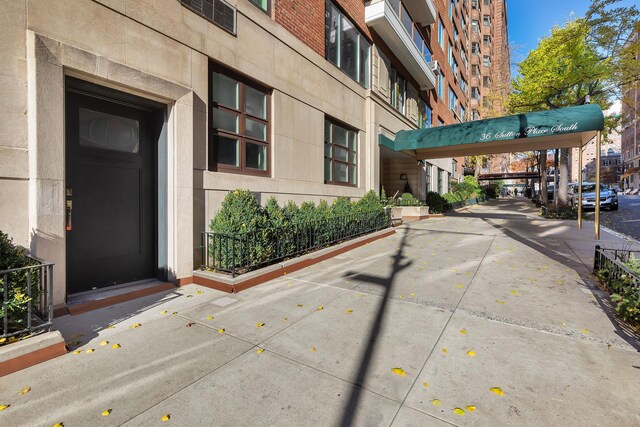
380, 104, 604, 159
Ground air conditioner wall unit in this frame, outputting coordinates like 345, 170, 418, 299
430, 60, 442, 76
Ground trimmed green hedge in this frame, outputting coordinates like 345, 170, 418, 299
208, 190, 388, 273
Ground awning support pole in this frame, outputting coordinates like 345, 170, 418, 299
578, 143, 582, 229
595, 131, 601, 240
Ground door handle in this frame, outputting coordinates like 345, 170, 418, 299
66, 189, 72, 231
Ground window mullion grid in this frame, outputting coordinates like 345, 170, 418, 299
214, 101, 242, 170
238, 82, 246, 171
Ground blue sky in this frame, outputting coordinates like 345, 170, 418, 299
507, 0, 636, 64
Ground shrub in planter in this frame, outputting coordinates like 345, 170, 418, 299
209, 189, 268, 270
451, 181, 475, 200
0, 230, 40, 335
357, 190, 388, 229
425, 191, 446, 214
443, 192, 463, 203
397, 193, 422, 206
208, 189, 389, 273
356, 190, 383, 212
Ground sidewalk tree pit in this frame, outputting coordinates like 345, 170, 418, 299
205, 190, 390, 275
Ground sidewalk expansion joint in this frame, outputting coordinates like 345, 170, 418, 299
454, 308, 636, 351
388, 234, 497, 426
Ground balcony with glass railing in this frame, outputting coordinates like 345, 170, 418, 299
365, 0, 437, 90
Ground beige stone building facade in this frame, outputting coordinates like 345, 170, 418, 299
1, 0, 468, 311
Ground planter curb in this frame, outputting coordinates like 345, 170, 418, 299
0, 331, 66, 376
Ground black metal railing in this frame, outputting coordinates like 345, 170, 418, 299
593, 246, 640, 296
202, 210, 391, 277
1, 257, 54, 341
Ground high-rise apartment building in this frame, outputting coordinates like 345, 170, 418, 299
0, 0, 508, 311
621, 29, 640, 191
468, 0, 511, 174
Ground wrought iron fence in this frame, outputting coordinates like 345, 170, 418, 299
202, 210, 391, 277
593, 246, 640, 295
1, 257, 54, 340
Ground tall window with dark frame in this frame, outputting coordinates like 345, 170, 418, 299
324, 118, 358, 186
390, 67, 407, 113
209, 65, 270, 175
325, 0, 370, 88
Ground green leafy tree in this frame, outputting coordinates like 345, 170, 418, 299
510, 1, 638, 207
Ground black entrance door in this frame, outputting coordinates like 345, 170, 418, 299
65, 81, 157, 294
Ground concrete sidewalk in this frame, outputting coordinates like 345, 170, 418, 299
1, 199, 639, 426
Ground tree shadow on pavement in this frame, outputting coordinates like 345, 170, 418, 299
339, 227, 413, 426
479, 217, 640, 352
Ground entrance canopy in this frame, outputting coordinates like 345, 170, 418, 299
379, 104, 604, 159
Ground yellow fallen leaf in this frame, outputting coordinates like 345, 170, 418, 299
161, 414, 170, 422
421, 382, 429, 388
432, 399, 441, 406
206, 316, 214, 320
453, 408, 465, 416
197, 290, 204, 295
465, 405, 476, 412
218, 328, 225, 334
496, 300, 505, 304
129, 323, 142, 329
316, 306, 323, 311
410, 293, 415, 297
582, 329, 590, 334
459, 329, 468, 335
457, 284, 463, 289
467, 350, 476, 357
441, 348, 448, 353
311, 347, 317, 352
297, 304, 304, 307
0, 338, 6, 343
489, 387, 504, 396
345, 309, 353, 314
171, 312, 178, 315
399, 295, 404, 299
452, 269, 457, 272
160, 310, 167, 315
186, 295, 193, 298
72, 350, 81, 355
256, 348, 264, 354
282, 317, 288, 322
0, 404, 10, 411
107, 325, 116, 329
510, 290, 519, 295
100, 341, 109, 346
256, 322, 265, 328
85, 349, 95, 354
53, 423, 64, 427
101, 409, 112, 417
391, 367, 406, 377
112, 343, 121, 349
19, 387, 31, 395
561, 322, 567, 327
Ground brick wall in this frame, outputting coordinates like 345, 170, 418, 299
274, 0, 369, 58
275, 0, 325, 56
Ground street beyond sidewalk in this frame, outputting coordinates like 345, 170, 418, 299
1, 199, 638, 426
